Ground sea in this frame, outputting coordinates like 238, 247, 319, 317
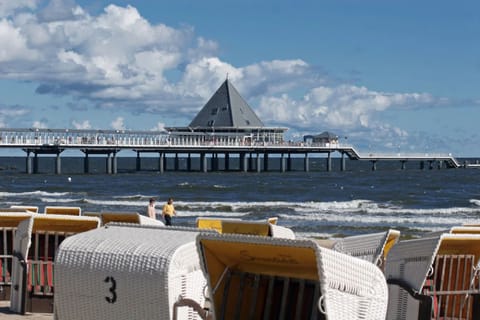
1, 156, 480, 239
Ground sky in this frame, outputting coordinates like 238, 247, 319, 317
0, 0, 479, 156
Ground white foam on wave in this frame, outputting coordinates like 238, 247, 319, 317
278, 210, 479, 227
0, 190, 70, 197
176, 210, 248, 218
40, 197, 83, 203
470, 199, 480, 207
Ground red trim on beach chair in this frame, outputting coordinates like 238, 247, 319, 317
47, 262, 53, 288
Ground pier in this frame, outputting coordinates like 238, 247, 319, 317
0, 128, 461, 174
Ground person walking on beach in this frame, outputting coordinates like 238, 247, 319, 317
147, 197, 156, 219
162, 197, 176, 226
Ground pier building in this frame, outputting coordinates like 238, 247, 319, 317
0, 80, 462, 174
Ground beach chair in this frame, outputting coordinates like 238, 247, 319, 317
196, 218, 295, 239
9, 214, 100, 314
44, 206, 81, 216
332, 229, 400, 270
0, 213, 32, 300
197, 233, 388, 320
385, 234, 480, 320
54, 224, 211, 320
10, 206, 39, 213
84, 211, 165, 226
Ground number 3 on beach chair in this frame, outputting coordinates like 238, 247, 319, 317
196, 233, 388, 320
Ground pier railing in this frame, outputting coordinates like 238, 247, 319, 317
0, 128, 461, 168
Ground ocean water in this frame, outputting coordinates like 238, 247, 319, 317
0, 156, 480, 239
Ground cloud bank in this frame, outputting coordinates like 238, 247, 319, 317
0, 0, 452, 152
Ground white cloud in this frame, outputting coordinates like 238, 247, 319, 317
32, 120, 47, 128
258, 84, 435, 131
0, 0, 38, 17
111, 116, 125, 130
151, 122, 166, 132
72, 119, 91, 129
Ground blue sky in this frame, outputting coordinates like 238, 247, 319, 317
0, 0, 479, 155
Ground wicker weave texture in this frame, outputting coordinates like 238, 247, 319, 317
54, 225, 206, 320
332, 230, 397, 265
197, 233, 388, 320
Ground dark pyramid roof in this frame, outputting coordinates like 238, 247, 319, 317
189, 79, 264, 128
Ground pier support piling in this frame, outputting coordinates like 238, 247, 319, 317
225, 153, 230, 171
136, 152, 141, 171
112, 152, 117, 174
84, 152, 89, 174
340, 152, 346, 171
280, 154, 286, 173
304, 153, 309, 172
55, 152, 61, 175
201, 153, 207, 172
26, 151, 32, 174
158, 153, 164, 173
174, 153, 179, 171
401, 160, 407, 170
240, 153, 247, 172
326, 152, 332, 172
106, 153, 112, 174
371, 160, 377, 171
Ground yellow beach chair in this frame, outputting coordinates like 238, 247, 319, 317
197, 233, 388, 320
10, 206, 39, 213
196, 217, 295, 239
44, 206, 81, 216
10, 214, 100, 314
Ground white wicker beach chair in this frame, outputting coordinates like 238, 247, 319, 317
332, 229, 400, 269
197, 233, 388, 320
9, 214, 100, 314
54, 224, 210, 320
385, 234, 480, 320
84, 211, 165, 226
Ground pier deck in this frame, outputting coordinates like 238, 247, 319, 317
0, 128, 461, 173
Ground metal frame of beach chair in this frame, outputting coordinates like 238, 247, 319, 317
54, 224, 213, 320
196, 233, 388, 320
9, 214, 100, 314
332, 229, 400, 270
385, 234, 480, 320
0, 213, 32, 301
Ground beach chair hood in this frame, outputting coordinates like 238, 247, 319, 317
54, 225, 208, 320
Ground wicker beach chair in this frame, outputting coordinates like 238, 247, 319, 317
197, 233, 388, 320
9, 214, 100, 314
385, 234, 480, 320
54, 224, 211, 320
84, 211, 165, 226
44, 206, 81, 216
10, 205, 39, 213
196, 217, 295, 239
332, 229, 400, 270
0, 213, 32, 300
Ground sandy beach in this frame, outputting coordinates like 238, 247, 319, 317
0, 301, 52, 320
